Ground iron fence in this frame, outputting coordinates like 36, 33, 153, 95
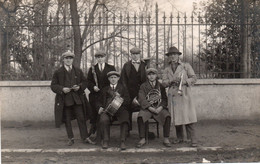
0, 4, 259, 80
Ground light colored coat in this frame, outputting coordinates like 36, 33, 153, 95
162, 61, 197, 125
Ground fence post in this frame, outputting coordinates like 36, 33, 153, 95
155, 3, 159, 69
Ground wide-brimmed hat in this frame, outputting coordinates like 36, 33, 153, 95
95, 50, 106, 57
107, 71, 120, 77
165, 46, 182, 56
62, 50, 75, 58
130, 47, 141, 54
146, 68, 158, 74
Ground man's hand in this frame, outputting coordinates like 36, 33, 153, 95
148, 106, 157, 114
94, 86, 100, 92
98, 107, 104, 115
62, 87, 71, 94
72, 85, 80, 91
155, 106, 163, 114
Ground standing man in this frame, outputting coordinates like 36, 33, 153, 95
87, 49, 116, 137
51, 50, 93, 146
162, 46, 198, 147
97, 71, 130, 150
120, 47, 147, 133
136, 68, 171, 148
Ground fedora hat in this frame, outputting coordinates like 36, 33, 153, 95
165, 46, 182, 56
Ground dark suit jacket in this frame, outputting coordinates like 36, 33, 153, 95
120, 60, 147, 100
87, 63, 116, 93
50, 66, 92, 127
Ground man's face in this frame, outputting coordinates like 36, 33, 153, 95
168, 53, 179, 63
131, 53, 140, 61
147, 73, 157, 82
63, 56, 74, 66
108, 75, 119, 85
96, 55, 106, 64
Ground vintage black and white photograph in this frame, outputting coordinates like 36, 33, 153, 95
0, 0, 260, 163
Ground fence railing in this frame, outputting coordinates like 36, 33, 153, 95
1, 4, 259, 80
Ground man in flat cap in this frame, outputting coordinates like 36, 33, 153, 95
86, 49, 116, 139
96, 71, 130, 150
51, 50, 93, 146
120, 47, 147, 134
136, 68, 171, 148
162, 46, 198, 147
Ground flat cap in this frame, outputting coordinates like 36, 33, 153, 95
107, 71, 120, 77
62, 50, 75, 58
165, 46, 182, 56
146, 68, 158, 74
130, 47, 141, 54
95, 50, 106, 57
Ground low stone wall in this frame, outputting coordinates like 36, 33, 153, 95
0, 79, 260, 122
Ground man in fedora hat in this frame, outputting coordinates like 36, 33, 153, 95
120, 47, 147, 134
86, 49, 116, 139
97, 71, 130, 150
50, 50, 93, 146
162, 46, 198, 147
136, 68, 171, 148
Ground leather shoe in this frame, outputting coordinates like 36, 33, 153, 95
102, 141, 108, 149
85, 137, 96, 145
120, 141, 126, 150
191, 143, 198, 147
172, 139, 183, 144
136, 141, 146, 148
67, 139, 74, 146
163, 142, 171, 147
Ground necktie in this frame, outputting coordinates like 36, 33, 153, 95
100, 64, 103, 71
68, 66, 72, 73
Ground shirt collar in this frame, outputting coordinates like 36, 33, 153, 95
110, 83, 117, 88
64, 65, 72, 71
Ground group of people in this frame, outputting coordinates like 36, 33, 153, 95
50, 46, 198, 150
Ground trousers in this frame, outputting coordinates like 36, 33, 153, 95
64, 105, 88, 140
137, 116, 171, 138
175, 123, 197, 144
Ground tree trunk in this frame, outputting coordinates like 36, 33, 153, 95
69, 0, 82, 68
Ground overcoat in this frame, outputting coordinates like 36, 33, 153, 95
97, 83, 131, 123
86, 63, 116, 120
120, 60, 147, 100
162, 61, 197, 125
51, 66, 92, 128
138, 80, 170, 125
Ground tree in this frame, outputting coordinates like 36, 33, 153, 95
194, 0, 260, 78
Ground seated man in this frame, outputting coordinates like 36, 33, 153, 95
136, 68, 171, 148
97, 71, 130, 150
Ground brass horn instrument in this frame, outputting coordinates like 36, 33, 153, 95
146, 88, 161, 108
178, 73, 184, 96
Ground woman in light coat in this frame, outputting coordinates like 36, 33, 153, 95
162, 46, 198, 147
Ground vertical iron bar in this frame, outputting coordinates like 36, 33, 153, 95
120, 12, 123, 69
113, 13, 116, 67
184, 13, 187, 62
127, 13, 130, 61
155, 3, 159, 69
163, 12, 166, 68
198, 12, 201, 78
191, 13, 194, 68
177, 12, 180, 49
134, 13, 137, 46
